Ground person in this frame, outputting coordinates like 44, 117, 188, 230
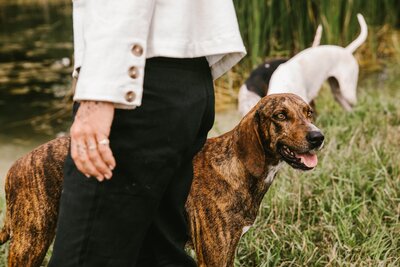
49, 0, 246, 266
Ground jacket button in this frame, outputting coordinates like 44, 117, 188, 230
131, 44, 143, 57
128, 66, 139, 79
125, 91, 136, 103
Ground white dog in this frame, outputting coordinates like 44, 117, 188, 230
238, 24, 322, 116
239, 14, 367, 116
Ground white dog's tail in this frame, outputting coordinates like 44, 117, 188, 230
346, 13, 368, 53
312, 24, 323, 47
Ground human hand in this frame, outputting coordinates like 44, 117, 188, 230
70, 101, 116, 181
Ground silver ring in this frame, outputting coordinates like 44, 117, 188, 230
98, 139, 110, 145
88, 144, 97, 150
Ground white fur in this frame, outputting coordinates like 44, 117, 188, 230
239, 14, 367, 117
238, 84, 262, 116
312, 24, 323, 47
241, 225, 252, 237
268, 14, 367, 108
238, 24, 323, 117
264, 163, 283, 185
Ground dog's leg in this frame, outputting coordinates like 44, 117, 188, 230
328, 77, 353, 111
187, 191, 243, 267
1, 137, 69, 266
189, 212, 241, 267
8, 233, 55, 267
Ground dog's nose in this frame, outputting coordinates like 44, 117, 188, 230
306, 131, 324, 147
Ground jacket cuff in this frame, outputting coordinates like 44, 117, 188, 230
73, 0, 156, 109
74, 38, 146, 108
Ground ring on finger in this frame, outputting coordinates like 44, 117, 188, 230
88, 143, 97, 151
98, 139, 110, 146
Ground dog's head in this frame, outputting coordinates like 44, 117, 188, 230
235, 94, 324, 177
237, 93, 324, 176
260, 93, 324, 170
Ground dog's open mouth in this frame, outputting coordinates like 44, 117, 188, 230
278, 144, 318, 170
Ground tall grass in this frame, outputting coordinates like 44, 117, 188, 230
234, 65, 400, 266
234, 0, 400, 67
214, 0, 400, 111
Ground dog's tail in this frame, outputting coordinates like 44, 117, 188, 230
312, 24, 323, 47
346, 13, 368, 53
0, 216, 10, 245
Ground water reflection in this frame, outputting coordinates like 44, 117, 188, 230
0, 2, 74, 184
0, 1, 73, 137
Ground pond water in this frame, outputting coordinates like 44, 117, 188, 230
0, 2, 241, 191
0, 2, 73, 191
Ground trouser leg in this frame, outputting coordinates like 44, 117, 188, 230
49, 57, 214, 267
136, 140, 208, 267
135, 160, 197, 267
136, 79, 214, 267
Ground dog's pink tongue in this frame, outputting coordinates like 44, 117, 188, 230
296, 152, 318, 168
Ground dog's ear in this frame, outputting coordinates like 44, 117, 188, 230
234, 107, 270, 177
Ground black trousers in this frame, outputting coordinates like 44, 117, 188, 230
49, 57, 215, 266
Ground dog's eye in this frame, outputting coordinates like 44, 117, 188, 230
307, 110, 314, 118
274, 113, 286, 120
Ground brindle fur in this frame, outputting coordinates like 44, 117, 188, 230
0, 94, 320, 267
0, 137, 69, 267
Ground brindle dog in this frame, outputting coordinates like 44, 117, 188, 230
0, 93, 324, 267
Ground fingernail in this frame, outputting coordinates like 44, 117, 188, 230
97, 176, 104, 182
105, 173, 112, 179
109, 165, 115, 170
85, 174, 90, 178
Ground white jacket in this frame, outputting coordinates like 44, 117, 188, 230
72, 0, 246, 109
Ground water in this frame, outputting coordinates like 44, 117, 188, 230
0, 2, 73, 190
0, 2, 241, 190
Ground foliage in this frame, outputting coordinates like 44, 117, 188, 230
234, 0, 400, 67
235, 65, 400, 266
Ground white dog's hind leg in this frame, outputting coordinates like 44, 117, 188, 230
238, 85, 262, 117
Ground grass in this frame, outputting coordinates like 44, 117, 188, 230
235, 0, 400, 68
0, 1, 399, 265
0, 68, 398, 267
234, 65, 400, 266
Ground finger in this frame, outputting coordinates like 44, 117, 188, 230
96, 135, 116, 170
72, 138, 104, 181
78, 146, 105, 181
70, 139, 89, 177
70, 125, 92, 178
86, 136, 113, 179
